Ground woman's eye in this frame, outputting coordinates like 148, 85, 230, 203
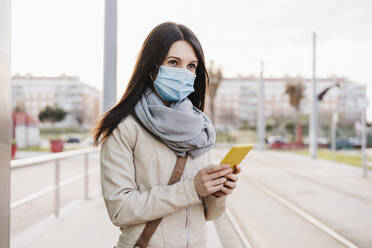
168, 60, 177, 66
188, 64, 196, 70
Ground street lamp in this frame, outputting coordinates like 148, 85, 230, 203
257, 61, 265, 150
310, 32, 318, 159
318, 83, 340, 161
318, 83, 369, 178
358, 97, 369, 178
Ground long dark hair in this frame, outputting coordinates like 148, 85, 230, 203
91, 22, 209, 147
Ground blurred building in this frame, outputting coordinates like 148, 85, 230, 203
210, 76, 366, 130
12, 112, 40, 148
11, 73, 100, 129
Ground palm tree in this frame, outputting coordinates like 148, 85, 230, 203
13, 100, 26, 113
285, 77, 305, 144
207, 60, 223, 124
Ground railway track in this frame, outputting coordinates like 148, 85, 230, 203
211, 148, 371, 248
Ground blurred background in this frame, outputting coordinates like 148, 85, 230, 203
1, 0, 372, 247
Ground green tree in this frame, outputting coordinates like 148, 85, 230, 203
38, 104, 67, 139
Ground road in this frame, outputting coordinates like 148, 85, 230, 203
212, 146, 372, 248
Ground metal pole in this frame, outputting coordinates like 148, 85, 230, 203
54, 160, 60, 217
103, 0, 118, 112
361, 107, 368, 177
84, 153, 89, 200
331, 112, 337, 160
257, 61, 265, 150
310, 32, 318, 158
0, 0, 11, 246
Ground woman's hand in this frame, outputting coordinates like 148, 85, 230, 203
193, 164, 233, 198
212, 164, 241, 197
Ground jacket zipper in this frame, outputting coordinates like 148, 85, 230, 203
185, 207, 190, 248
182, 158, 190, 248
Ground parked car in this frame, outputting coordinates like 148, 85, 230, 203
267, 136, 290, 149
267, 136, 289, 144
330, 138, 354, 150
66, 137, 80, 143
348, 137, 361, 146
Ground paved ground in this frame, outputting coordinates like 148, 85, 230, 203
10, 146, 372, 248
211, 145, 372, 248
10, 152, 101, 237
10, 151, 223, 248
12, 194, 223, 248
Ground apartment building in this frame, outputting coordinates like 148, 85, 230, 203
209, 76, 366, 130
12, 74, 101, 129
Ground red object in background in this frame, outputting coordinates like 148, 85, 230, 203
295, 124, 303, 144
12, 112, 16, 139
12, 112, 39, 157
269, 141, 288, 149
11, 143, 17, 158
269, 141, 307, 150
50, 140, 64, 153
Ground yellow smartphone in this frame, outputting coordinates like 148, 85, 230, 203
220, 144, 253, 169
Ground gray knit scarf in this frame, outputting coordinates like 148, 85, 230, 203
133, 87, 216, 159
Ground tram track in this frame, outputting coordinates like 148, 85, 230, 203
253, 156, 372, 205
250, 179, 361, 248
211, 147, 371, 247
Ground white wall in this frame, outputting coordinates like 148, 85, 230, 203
15, 124, 40, 148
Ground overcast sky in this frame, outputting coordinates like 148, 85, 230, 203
11, 0, 372, 119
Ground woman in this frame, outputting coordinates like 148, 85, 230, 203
91, 22, 240, 248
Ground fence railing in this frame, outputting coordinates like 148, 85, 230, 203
10, 147, 100, 217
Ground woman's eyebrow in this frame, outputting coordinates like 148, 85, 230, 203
167, 56, 198, 63
167, 56, 181, 60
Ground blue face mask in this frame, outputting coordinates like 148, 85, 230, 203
153, 65, 196, 102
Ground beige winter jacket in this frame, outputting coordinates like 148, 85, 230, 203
100, 113, 226, 248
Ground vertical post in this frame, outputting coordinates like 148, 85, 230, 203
54, 160, 60, 217
361, 107, 368, 177
103, 0, 118, 112
84, 153, 89, 200
257, 61, 266, 150
331, 112, 338, 160
357, 96, 369, 177
310, 32, 318, 159
0, 0, 11, 246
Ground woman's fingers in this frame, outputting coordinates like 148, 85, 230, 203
234, 164, 242, 174
213, 186, 234, 196
220, 185, 233, 195
212, 191, 225, 197
194, 163, 240, 198
224, 173, 238, 182
207, 167, 233, 180
210, 174, 238, 197
209, 184, 224, 194
223, 180, 236, 189
208, 176, 227, 187
203, 164, 230, 174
